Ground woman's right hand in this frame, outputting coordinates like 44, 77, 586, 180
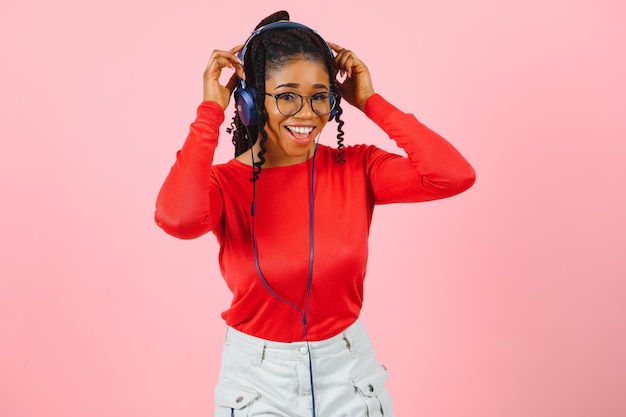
203, 45, 245, 110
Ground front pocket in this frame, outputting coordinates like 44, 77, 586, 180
353, 362, 394, 416
214, 381, 259, 416
221, 341, 263, 372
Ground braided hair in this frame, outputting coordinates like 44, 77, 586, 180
226, 10, 346, 180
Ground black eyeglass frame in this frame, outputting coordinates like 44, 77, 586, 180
265, 92, 339, 117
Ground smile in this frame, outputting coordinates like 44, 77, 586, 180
286, 126, 314, 134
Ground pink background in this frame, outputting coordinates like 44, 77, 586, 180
2, 0, 625, 416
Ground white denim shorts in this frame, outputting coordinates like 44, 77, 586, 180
214, 319, 394, 417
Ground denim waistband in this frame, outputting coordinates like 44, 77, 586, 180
223, 318, 371, 360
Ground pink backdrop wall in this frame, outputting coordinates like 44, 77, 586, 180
2, 0, 625, 416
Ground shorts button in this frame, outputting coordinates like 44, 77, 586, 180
235, 395, 244, 403
299, 346, 309, 355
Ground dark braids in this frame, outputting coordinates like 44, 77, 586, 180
226, 10, 347, 179
255, 9, 289, 29
250, 40, 269, 180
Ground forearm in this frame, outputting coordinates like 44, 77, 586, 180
154, 101, 225, 239
365, 94, 476, 200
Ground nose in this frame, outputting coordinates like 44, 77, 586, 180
295, 97, 316, 118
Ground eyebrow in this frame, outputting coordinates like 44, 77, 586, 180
274, 83, 329, 90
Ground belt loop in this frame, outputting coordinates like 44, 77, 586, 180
343, 319, 365, 354
343, 323, 355, 353
259, 343, 267, 365
343, 334, 353, 352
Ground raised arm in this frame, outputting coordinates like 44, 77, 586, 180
329, 42, 475, 203
364, 94, 476, 203
154, 46, 244, 239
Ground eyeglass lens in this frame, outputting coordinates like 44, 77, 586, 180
274, 93, 335, 116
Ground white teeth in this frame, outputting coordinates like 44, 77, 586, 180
287, 126, 314, 134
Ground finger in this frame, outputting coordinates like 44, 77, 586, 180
223, 47, 245, 79
218, 54, 242, 69
329, 42, 350, 74
338, 53, 362, 78
207, 57, 234, 77
208, 49, 243, 69
327, 41, 343, 53
345, 56, 356, 77
229, 44, 244, 54
206, 56, 244, 83
334, 48, 350, 66
227, 45, 244, 66
336, 52, 353, 76
226, 72, 239, 93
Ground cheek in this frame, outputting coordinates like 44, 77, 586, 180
263, 107, 286, 137
263, 101, 281, 126
265, 111, 282, 130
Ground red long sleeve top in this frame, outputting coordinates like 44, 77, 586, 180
155, 94, 475, 342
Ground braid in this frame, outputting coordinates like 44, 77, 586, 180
255, 10, 290, 29
335, 106, 346, 163
251, 39, 269, 181
230, 10, 349, 175
226, 115, 248, 156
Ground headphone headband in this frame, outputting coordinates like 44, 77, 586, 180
238, 20, 334, 73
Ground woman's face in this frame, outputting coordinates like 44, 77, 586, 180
262, 59, 331, 166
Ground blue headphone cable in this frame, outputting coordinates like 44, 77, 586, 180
249, 136, 321, 416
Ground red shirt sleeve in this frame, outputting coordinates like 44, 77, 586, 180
154, 101, 225, 239
363, 94, 476, 203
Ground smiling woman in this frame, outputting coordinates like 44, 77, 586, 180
252, 60, 334, 167
154, 9, 475, 417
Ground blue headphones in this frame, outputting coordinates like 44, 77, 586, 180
234, 21, 338, 126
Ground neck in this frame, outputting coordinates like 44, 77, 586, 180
242, 140, 317, 168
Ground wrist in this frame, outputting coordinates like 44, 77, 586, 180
358, 92, 376, 112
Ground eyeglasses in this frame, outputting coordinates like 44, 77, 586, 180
265, 92, 339, 117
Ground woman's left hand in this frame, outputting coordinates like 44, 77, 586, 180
328, 42, 375, 112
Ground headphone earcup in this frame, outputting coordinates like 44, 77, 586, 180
235, 87, 259, 126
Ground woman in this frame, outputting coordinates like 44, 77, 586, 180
155, 10, 475, 417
